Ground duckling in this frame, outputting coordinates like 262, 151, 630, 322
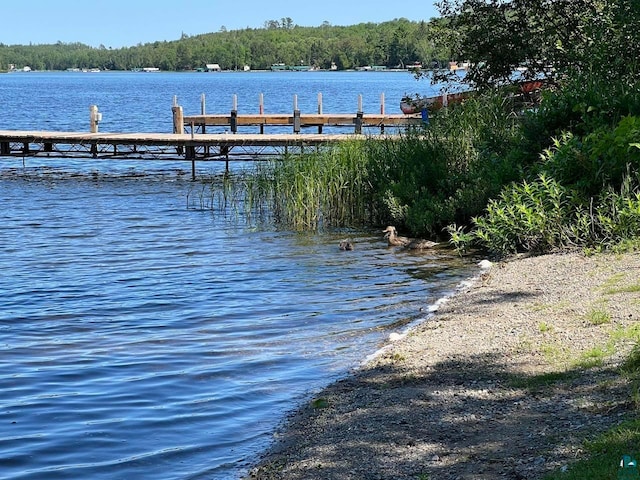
339, 240, 354, 251
382, 225, 438, 249
406, 238, 439, 250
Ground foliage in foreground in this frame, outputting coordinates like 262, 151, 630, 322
433, 0, 640, 255
462, 106, 640, 255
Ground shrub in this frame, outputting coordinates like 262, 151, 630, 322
472, 174, 576, 254
366, 90, 524, 237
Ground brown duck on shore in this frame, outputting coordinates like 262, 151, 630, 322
382, 226, 438, 249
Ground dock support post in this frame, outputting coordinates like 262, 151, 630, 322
259, 93, 264, 134
200, 93, 208, 155
230, 110, 237, 133
186, 144, 196, 179
221, 145, 230, 172
172, 100, 184, 155
380, 93, 385, 133
293, 95, 301, 134
231, 94, 238, 133
172, 104, 184, 134
355, 94, 363, 134
1, 142, 9, 155
200, 93, 208, 154
89, 105, 101, 133
317, 93, 323, 134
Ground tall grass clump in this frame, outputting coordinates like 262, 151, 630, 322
246, 141, 373, 230
365, 90, 525, 237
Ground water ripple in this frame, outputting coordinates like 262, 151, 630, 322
0, 72, 476, 479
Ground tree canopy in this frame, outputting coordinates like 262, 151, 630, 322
435, 0, 640, 89
0, 18, 454, 72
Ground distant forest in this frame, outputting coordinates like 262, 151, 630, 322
0, 18, 455, 72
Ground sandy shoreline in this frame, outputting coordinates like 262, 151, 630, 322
245, 251, 640, 480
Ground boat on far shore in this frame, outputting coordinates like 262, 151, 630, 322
400, 79, 544, 114
400, 90, 471, 114
270, 63, 312, 72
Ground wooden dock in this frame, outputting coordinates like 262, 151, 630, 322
0, 130, 401, 179
182, 113, 422, 134
0, 95, 425, 179
0, 130, 405, 160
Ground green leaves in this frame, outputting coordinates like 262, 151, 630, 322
472, 174, 575, 254
469, 113, 640, 256
438, 0, 640, 91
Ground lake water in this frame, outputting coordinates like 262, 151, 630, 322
0, 71, 477, 479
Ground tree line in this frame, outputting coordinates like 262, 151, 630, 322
0, 18, 454, 72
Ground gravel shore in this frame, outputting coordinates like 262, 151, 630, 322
245, 251, 640, 480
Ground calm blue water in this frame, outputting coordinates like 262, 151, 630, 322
0, 71, 475, 479
0, 70, 443, 133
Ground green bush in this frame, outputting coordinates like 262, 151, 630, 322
521, 75, 640, 157
540, 116, 640, 196
365, 90, 524, 237
464, 108, 640, 255
472, 174, 576, 254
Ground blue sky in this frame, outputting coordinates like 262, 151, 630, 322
3, 1, 440, 48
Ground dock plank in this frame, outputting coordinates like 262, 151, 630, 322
0, 128, 414, 178
182, 113, 423, 129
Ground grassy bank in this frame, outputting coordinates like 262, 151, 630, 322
203, 74, 640, 258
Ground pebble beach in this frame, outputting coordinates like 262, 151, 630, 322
246, 251, 640, 480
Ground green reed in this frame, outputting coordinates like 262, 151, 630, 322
255, 141, 373, 230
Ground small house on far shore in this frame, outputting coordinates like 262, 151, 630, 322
206, 64, 221, 72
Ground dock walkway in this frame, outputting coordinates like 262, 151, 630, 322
0, 130, 398, 160
182, 113, 422, 134
0, 96, 424, 178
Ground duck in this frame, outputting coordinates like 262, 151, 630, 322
382, 226, 438, 249
339, 240, 354, 251
382, 226, 412, 247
